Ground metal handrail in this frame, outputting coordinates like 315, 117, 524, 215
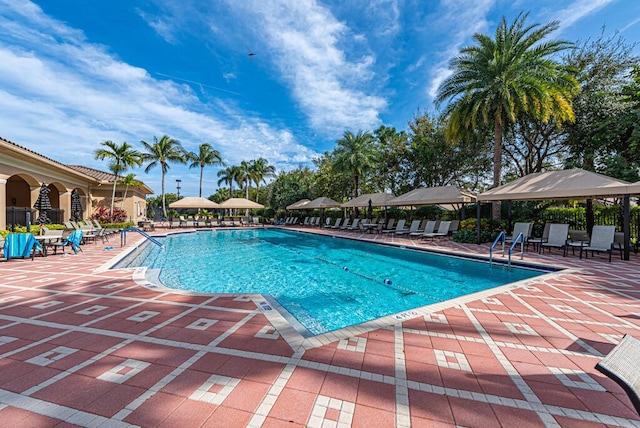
120, 227, 164, 248
489, 231, 506, 265
508, 232, 525, 267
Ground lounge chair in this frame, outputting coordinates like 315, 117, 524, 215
528, 223, 550, 252
301, 217, 310, 226
381, 218, 396, 232
325, 218, 340, 229
329, 218, 343, 229
382, 219, 406, 235
415, 219, 428, 234
421, 221, 451, 240
346, 218, 360, 231
505, 222, 532, 244
49, 230, 83, 254
595, 334, 640, 415
3, 233, 43, 260
340, 219, 352, 230
179, 216, 188, 227
411, 220, 436, 237
396, 219, 421, 236
580, 225, 621, 262
448, 220, 460, 236
540, 223, 569, 255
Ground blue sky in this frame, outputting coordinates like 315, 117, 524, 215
1, 0, 639, 198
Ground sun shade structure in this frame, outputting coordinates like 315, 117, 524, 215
341, 193, 396, 208
304, 197, 342, 209
387, 186, 476, 206
219, 198, 264, 209
169, 197, 221, 209
286, 199, 311, 210
478, 169, 636, 201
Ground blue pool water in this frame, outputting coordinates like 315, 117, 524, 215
117, 229, 545, 335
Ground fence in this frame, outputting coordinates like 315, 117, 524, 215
541, 209, 640, 237
5, 207, 65, 230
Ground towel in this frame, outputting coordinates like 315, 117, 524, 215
65, 230, 83, 254
3, 234, 42, 259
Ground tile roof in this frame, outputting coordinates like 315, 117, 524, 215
66, 165, 118, 183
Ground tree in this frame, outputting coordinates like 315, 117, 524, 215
118, 173, 143, 211
436, 12, 579, 218
332, 130, 379, 200
94, 140, 142, 221
187, 143, 224, 197
238, 160, 252, 199
268, 167, 314, 210
217, 165, 242, 197
140, 135, 186, 219
250, 158, 276, 203
371, 125, 409, 194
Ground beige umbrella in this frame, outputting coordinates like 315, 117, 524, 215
169, 196, 220, 209
304, 197, 342, 209
287, 199, 311, 210
219, 198, 265, 209
387, 186, 476, 206
341, 193, 396, 208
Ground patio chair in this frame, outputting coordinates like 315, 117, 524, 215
3, 233, 43, 260
505, 222, 532, 244
346, 218, 360, 231
414, 219, 428, 234
580, 225, 621, 262
301, 217, 310, 226
396, 219, 421, 236
595, 334, 640, 415
325, 218, 340, 229
540, 223, 569, 255
382, 219, 406, 235
179, 216, 188, 227
421, 221, 451, 240
448, 220, 460, 236
49, 230, 83, 255
528, 223, 550, 252
329, 218, 343, 229
410, 220, 436, 237
381, 218, 396, 232
340, 219, 352, 230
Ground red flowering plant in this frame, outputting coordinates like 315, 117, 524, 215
91, 206, 128, 223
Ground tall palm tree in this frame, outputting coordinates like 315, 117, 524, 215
187, 143, 225, 197
118, 173, 143, 211
140, 135, 186, 218
435, 12, 579, 218
238, 160, 252, 199
333, 130, 378, 199
94, 141, 142, 221
217, 165, 242, 196
250, 158, 276, 203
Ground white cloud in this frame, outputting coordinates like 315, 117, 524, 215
136, 8, 178, 44
226, 0, 387, 135
426, 0, 496, 99
0, 1, 317, 196
551, 0, 615, 31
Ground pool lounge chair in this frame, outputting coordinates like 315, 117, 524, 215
595, 334, 640, 415
381, 218, 395, 232
448, 220, 460, 235
340, 219, 352, 230
528, 223, 551, 252
410, 220, 436, 237
49, 230, 83, 255
396, 219, 421, 236
3, 233, 43, 260
421, 221, 451, 240
382, 219, 406, 235
345, 218, 360, 231
540, 223, 569, 255
324, 218, 338, 228
580, 225, 621, 262
329, 218, 343, 229
505, 222, 532, 244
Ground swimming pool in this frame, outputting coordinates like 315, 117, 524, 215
117, 229, 545, 335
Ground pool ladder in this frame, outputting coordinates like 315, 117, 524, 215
489, 231, 525, 267
120, 227, 164, 248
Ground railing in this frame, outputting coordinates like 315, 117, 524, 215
120, 227, 164, 248
508, 232, 525, 267
489, 231, 506, 265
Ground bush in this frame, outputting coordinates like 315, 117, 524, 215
0, 230, 9, 239
459, 218, 502, 232
91, 206, 128, 223
453, 229, 496, 244
102, 222, 134, 230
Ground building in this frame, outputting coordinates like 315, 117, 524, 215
0, 137, 153, 230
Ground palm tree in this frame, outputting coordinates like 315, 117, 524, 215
118, 173, 143, 211
94, 141, 142, 221
333, 130, 378, 199
140, 135, 186, 218
250, 158, 276, 203
187, 143, 225, 197
435, 12, 579, 218
238, 160, 252, 199
217, 165, 242, 196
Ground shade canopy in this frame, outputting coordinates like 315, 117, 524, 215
286, 199, 311, 210
341, 193, 396, 208
387, 186, 476, 206
478, 169, 636, 201
169, 196, 221, 209
219, 197, 264, 209
304, 197, 342, 209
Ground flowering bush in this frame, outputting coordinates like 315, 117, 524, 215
91, 206, 128, 223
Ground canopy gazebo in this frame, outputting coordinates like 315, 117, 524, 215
387, 186, 476, 220
477, 168, 640, 260
169, 197, 221, 209
341, 193, 396, 208
286, 199, 311, 210
304, 197, 341, 209
219, 198, 264, 210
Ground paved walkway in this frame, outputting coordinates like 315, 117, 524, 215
0, 226, 639, 427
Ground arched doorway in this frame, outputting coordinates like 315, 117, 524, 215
5, 174, 38, 229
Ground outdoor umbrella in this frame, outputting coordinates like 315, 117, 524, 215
219, 198, 264, 209
70, 188, 83, 222
286, 199, 311, 210
33, 182, 52, 225
169, 197, 221, 209
304, 197, 341, 225
367, 199, 373, 220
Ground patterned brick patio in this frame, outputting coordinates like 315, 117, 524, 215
0, 226, 639, 427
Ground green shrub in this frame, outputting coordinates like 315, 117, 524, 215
0, 230, 9, 239
453, 229, 496, 244
102, 222, 134, 229
459, 218, 502, 232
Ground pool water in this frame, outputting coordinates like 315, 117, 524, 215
117, 229, 545, 335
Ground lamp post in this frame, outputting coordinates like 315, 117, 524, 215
176, 179, 182, 199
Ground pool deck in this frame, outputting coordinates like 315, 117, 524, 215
0, 226, 639, 427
